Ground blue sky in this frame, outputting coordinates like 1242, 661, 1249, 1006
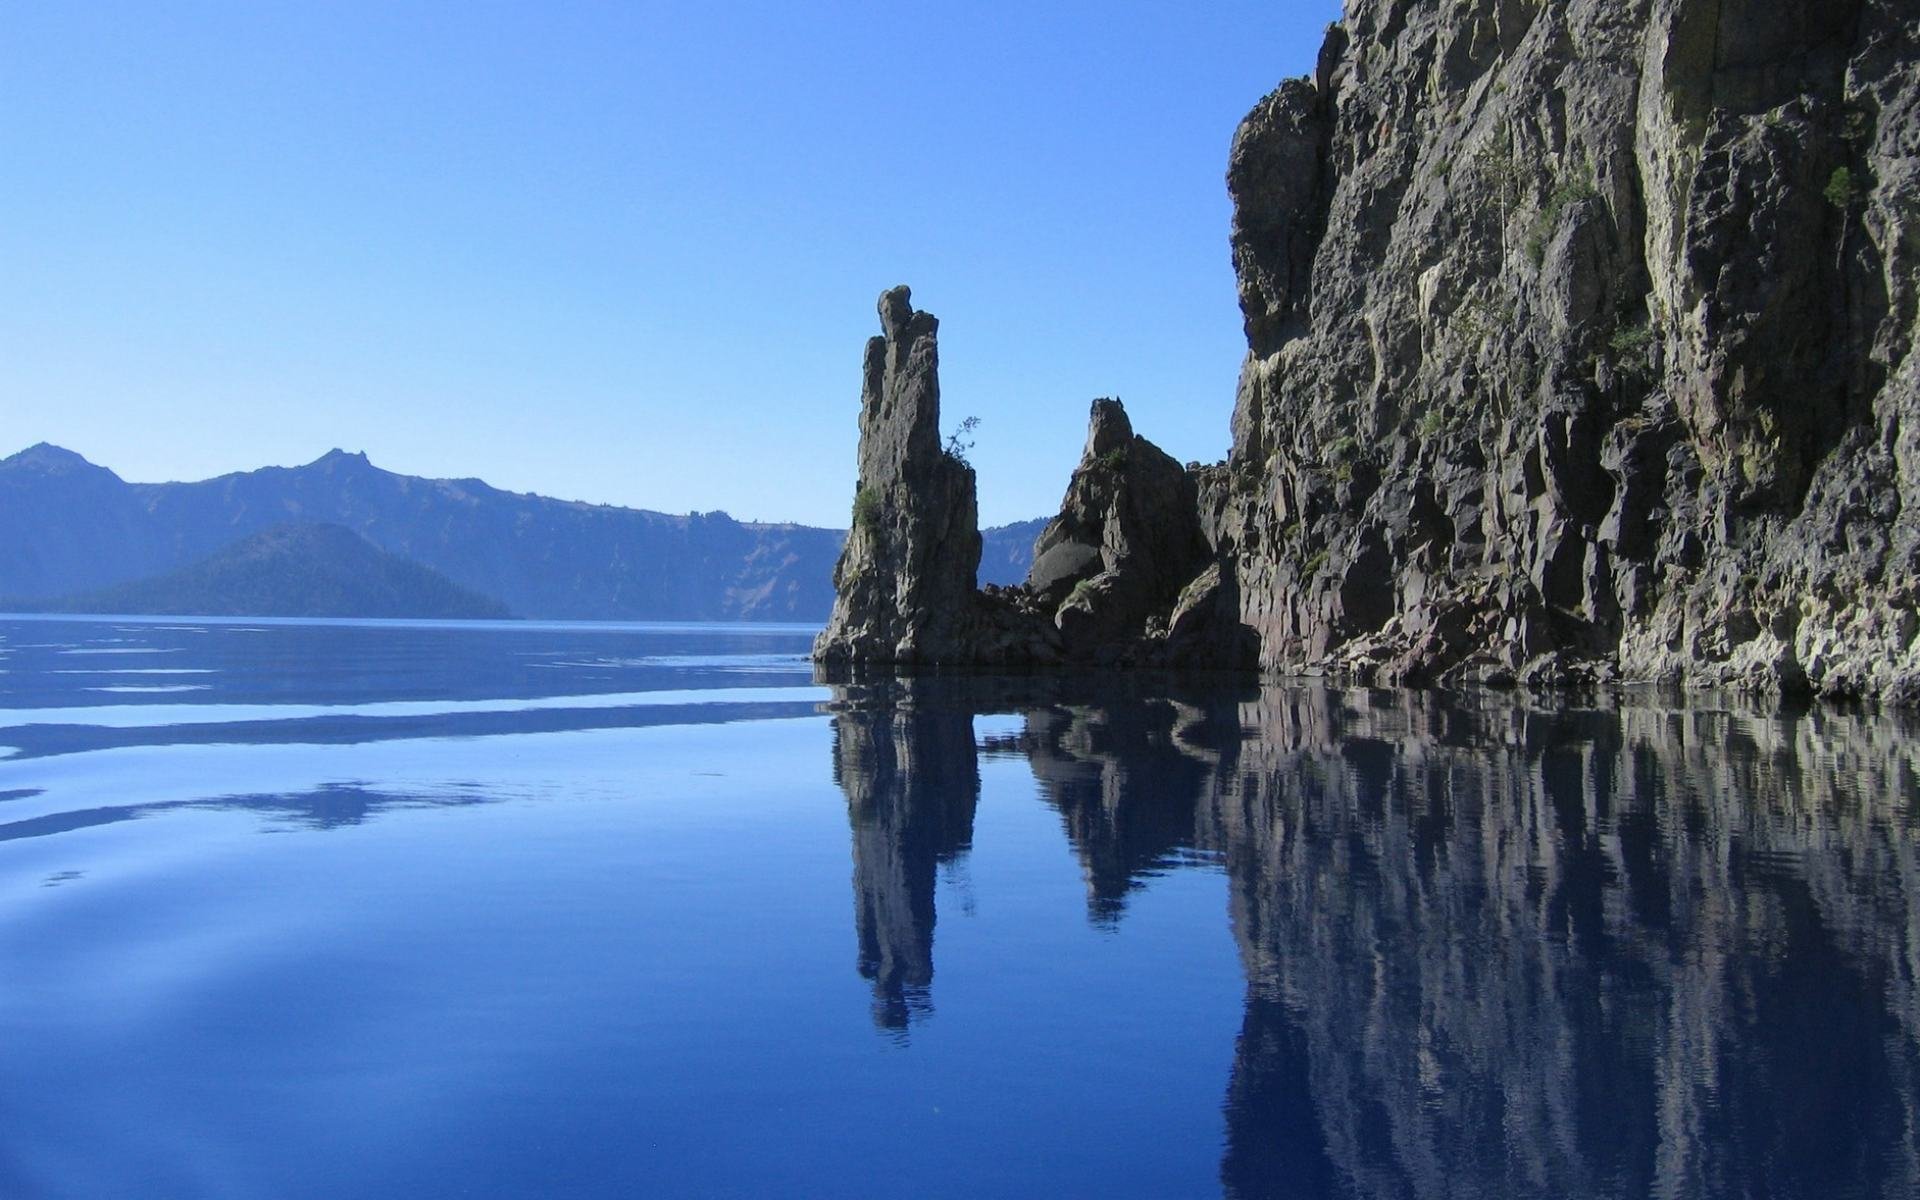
1, 1, 1337, 527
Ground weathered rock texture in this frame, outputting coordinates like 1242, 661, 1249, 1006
816, 289, 1249, 668
1208, 0, 1920, 701
1030, 400, 1210, 646
815, 287, 984, 665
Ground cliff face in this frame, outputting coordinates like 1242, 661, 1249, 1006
1211, 0, 1920, 701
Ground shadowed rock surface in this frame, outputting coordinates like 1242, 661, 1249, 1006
1031, 399, 1214, 653
814, 287, 986, 665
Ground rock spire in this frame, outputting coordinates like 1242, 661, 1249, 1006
814, 286, 982, 666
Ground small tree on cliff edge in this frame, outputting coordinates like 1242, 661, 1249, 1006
944, 416, 981, 467
1825, 166, 1860, 272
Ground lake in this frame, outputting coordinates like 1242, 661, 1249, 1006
1, 615, 1916, 1198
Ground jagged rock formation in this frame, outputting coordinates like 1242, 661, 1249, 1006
1029, 399, 1211, 648
815, 288, 1249, 668
1205, 0, 1920, 701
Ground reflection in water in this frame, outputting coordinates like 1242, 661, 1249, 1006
824, 676, 1920, 1198
832, 680, 978, 1031
0, 782, 492, 843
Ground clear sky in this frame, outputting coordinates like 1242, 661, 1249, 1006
1, 1, 1337, 528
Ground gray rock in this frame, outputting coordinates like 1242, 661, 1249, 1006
1027, 398, 1211, 651
815, 298, 1243, 670
814, 286, 983, 666
1205, 0, 1920, 703
820, 0, 1919, 704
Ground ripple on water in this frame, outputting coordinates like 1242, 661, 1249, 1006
0, 685, 829, 731
50, 669, 217, 676
534, 654, 805, 672
57, 647, 181, 656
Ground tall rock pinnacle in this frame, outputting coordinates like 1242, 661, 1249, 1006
814, 286, 983, 666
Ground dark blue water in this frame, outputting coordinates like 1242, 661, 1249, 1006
1, 616, 1916, 1198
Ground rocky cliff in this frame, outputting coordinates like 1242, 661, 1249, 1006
1208, 0, 1920, 701
819, 2, 1920, 702
814, 287, 987, 664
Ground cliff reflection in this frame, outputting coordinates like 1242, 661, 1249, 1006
824, 675, 1920, 1197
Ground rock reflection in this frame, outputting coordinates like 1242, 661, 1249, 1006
1021, 692, 1230, 924
831, 678, 979, 1031
822, 674, 1920, 1198
0, 782, 492, 842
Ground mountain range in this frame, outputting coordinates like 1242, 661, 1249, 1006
0, 444, 1041, 620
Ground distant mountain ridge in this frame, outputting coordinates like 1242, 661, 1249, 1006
977, 517, 1047, 589
0, 444, 1043, 621
20, 522, 512, 619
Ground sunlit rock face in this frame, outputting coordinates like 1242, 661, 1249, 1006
1206, 0, 1920, 701
823, 677, 1920, 1196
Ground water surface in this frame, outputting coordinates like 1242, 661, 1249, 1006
1, 615, 1915, 1198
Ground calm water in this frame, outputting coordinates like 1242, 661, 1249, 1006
1, 616, 1917, 1199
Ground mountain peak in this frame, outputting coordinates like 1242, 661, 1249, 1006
1, 443, 123, 482
300, 448, 387, 479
